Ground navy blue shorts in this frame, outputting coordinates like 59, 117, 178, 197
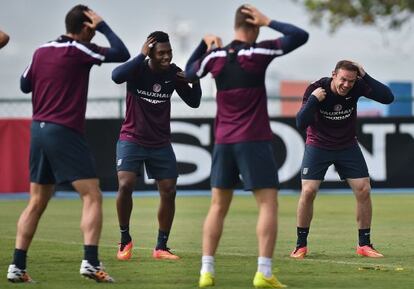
116, 140, 178, 180
301, 144, 369, 180
30, 121, 97, 185
210, 141, 279, 191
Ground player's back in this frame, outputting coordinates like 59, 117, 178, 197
28, 36, 105, 133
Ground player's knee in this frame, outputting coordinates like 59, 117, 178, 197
118, 181, 135, 195
301, 186, 318, 201
159, 187, 176, 201
355, 183, 371, 200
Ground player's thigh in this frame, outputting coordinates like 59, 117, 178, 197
334, 144, 369, 180
145, 144, 178, 180
210, 144, 239, 189
301, 145, 334, 180
234, 141, 279, 191
42, 122, 97, 184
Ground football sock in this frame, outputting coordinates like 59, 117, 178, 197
258, 256, 272, 278
120, 225, 132, 245
296, 227, 310, 248
358, 228, 371, 246
200, 255, 215, 275
12, 248, 27, 270
84, 245, 99, 267
156, 229, 170, 250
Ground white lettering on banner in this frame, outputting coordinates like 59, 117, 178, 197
270, 121, 304, 182
143, 120, 397, 186
361, 124, 396, 181
173, 143, 212, 185
399, 123, 414, 137
143, 122, 212, 185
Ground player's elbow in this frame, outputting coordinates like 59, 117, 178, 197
297, 30, 309, 46
111, 69, 124, 84
20, 77, 31, 93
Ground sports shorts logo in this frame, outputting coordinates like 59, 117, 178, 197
153, 83, 162, 93
117, 159, 123, 166
303, 168, 308, 175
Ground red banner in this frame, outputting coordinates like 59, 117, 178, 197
0, 119, 31, 193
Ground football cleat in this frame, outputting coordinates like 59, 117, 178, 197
199, 272, 215, 287
356, 244, 384, 258
7, 264, 33, 283
80, 260, 114, 283
117, 241, 133, 260
290, 246, 308, 259
152, 248, 180, 260
253, 272, 287, 288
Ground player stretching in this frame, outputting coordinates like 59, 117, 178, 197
7, 5, 129, 283
185, 4, 308, 288
112, 31, 201, 261
290, 60, 394, 259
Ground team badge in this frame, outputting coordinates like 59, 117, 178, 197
153, 83, 162, 93
333, 104, 342, 111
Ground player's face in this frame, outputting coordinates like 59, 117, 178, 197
150, 42, 172, 71
331, 68, 358, 96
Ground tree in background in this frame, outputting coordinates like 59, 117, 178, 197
293, 0, 414, 32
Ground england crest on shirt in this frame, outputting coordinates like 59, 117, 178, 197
153, 83, 161, 93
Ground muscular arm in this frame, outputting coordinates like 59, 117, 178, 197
362, 73, 394, 104
111, 54, 146, 84
268, 20, 309, 54
96, 22, 130, 62
184, 40, 208, 81
296, 94, 319, 130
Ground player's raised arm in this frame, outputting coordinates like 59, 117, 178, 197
85, 10, 130, 62
175, 70, 202, 108
296, 86, 326, 130
112, 37, 156, 84
184, 34, 222, 81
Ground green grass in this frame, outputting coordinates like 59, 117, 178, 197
0, 194, 413, 289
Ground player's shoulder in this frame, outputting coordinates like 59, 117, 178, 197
310, 77, 329, 88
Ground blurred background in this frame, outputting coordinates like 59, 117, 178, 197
0, 0, 413, 118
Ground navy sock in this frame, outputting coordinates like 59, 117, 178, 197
13, 248, 27, 270
358, 228, 371, 246
296, 227, 309, 248
156, 230, 170, 250
120, 225, 132, 244
84, 245, 99, 267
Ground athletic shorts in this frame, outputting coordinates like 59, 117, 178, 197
210, 141, 279, 191
301, 144, 369, 180
116, 140, 178, 180
30, 121, 97, 185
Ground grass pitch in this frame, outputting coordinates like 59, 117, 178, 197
0, 193, 413, 289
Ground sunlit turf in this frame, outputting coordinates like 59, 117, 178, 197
0, 193, 413, 288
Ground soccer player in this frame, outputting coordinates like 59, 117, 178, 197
290, 60, 394, 259
185, 4, 308, 288
0, 29, 9, 49
6, 5, 129, 283
112, 31, 201, 261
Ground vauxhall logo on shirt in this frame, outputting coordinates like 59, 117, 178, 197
320, 106, 354, 121
136, 83, 172, 104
